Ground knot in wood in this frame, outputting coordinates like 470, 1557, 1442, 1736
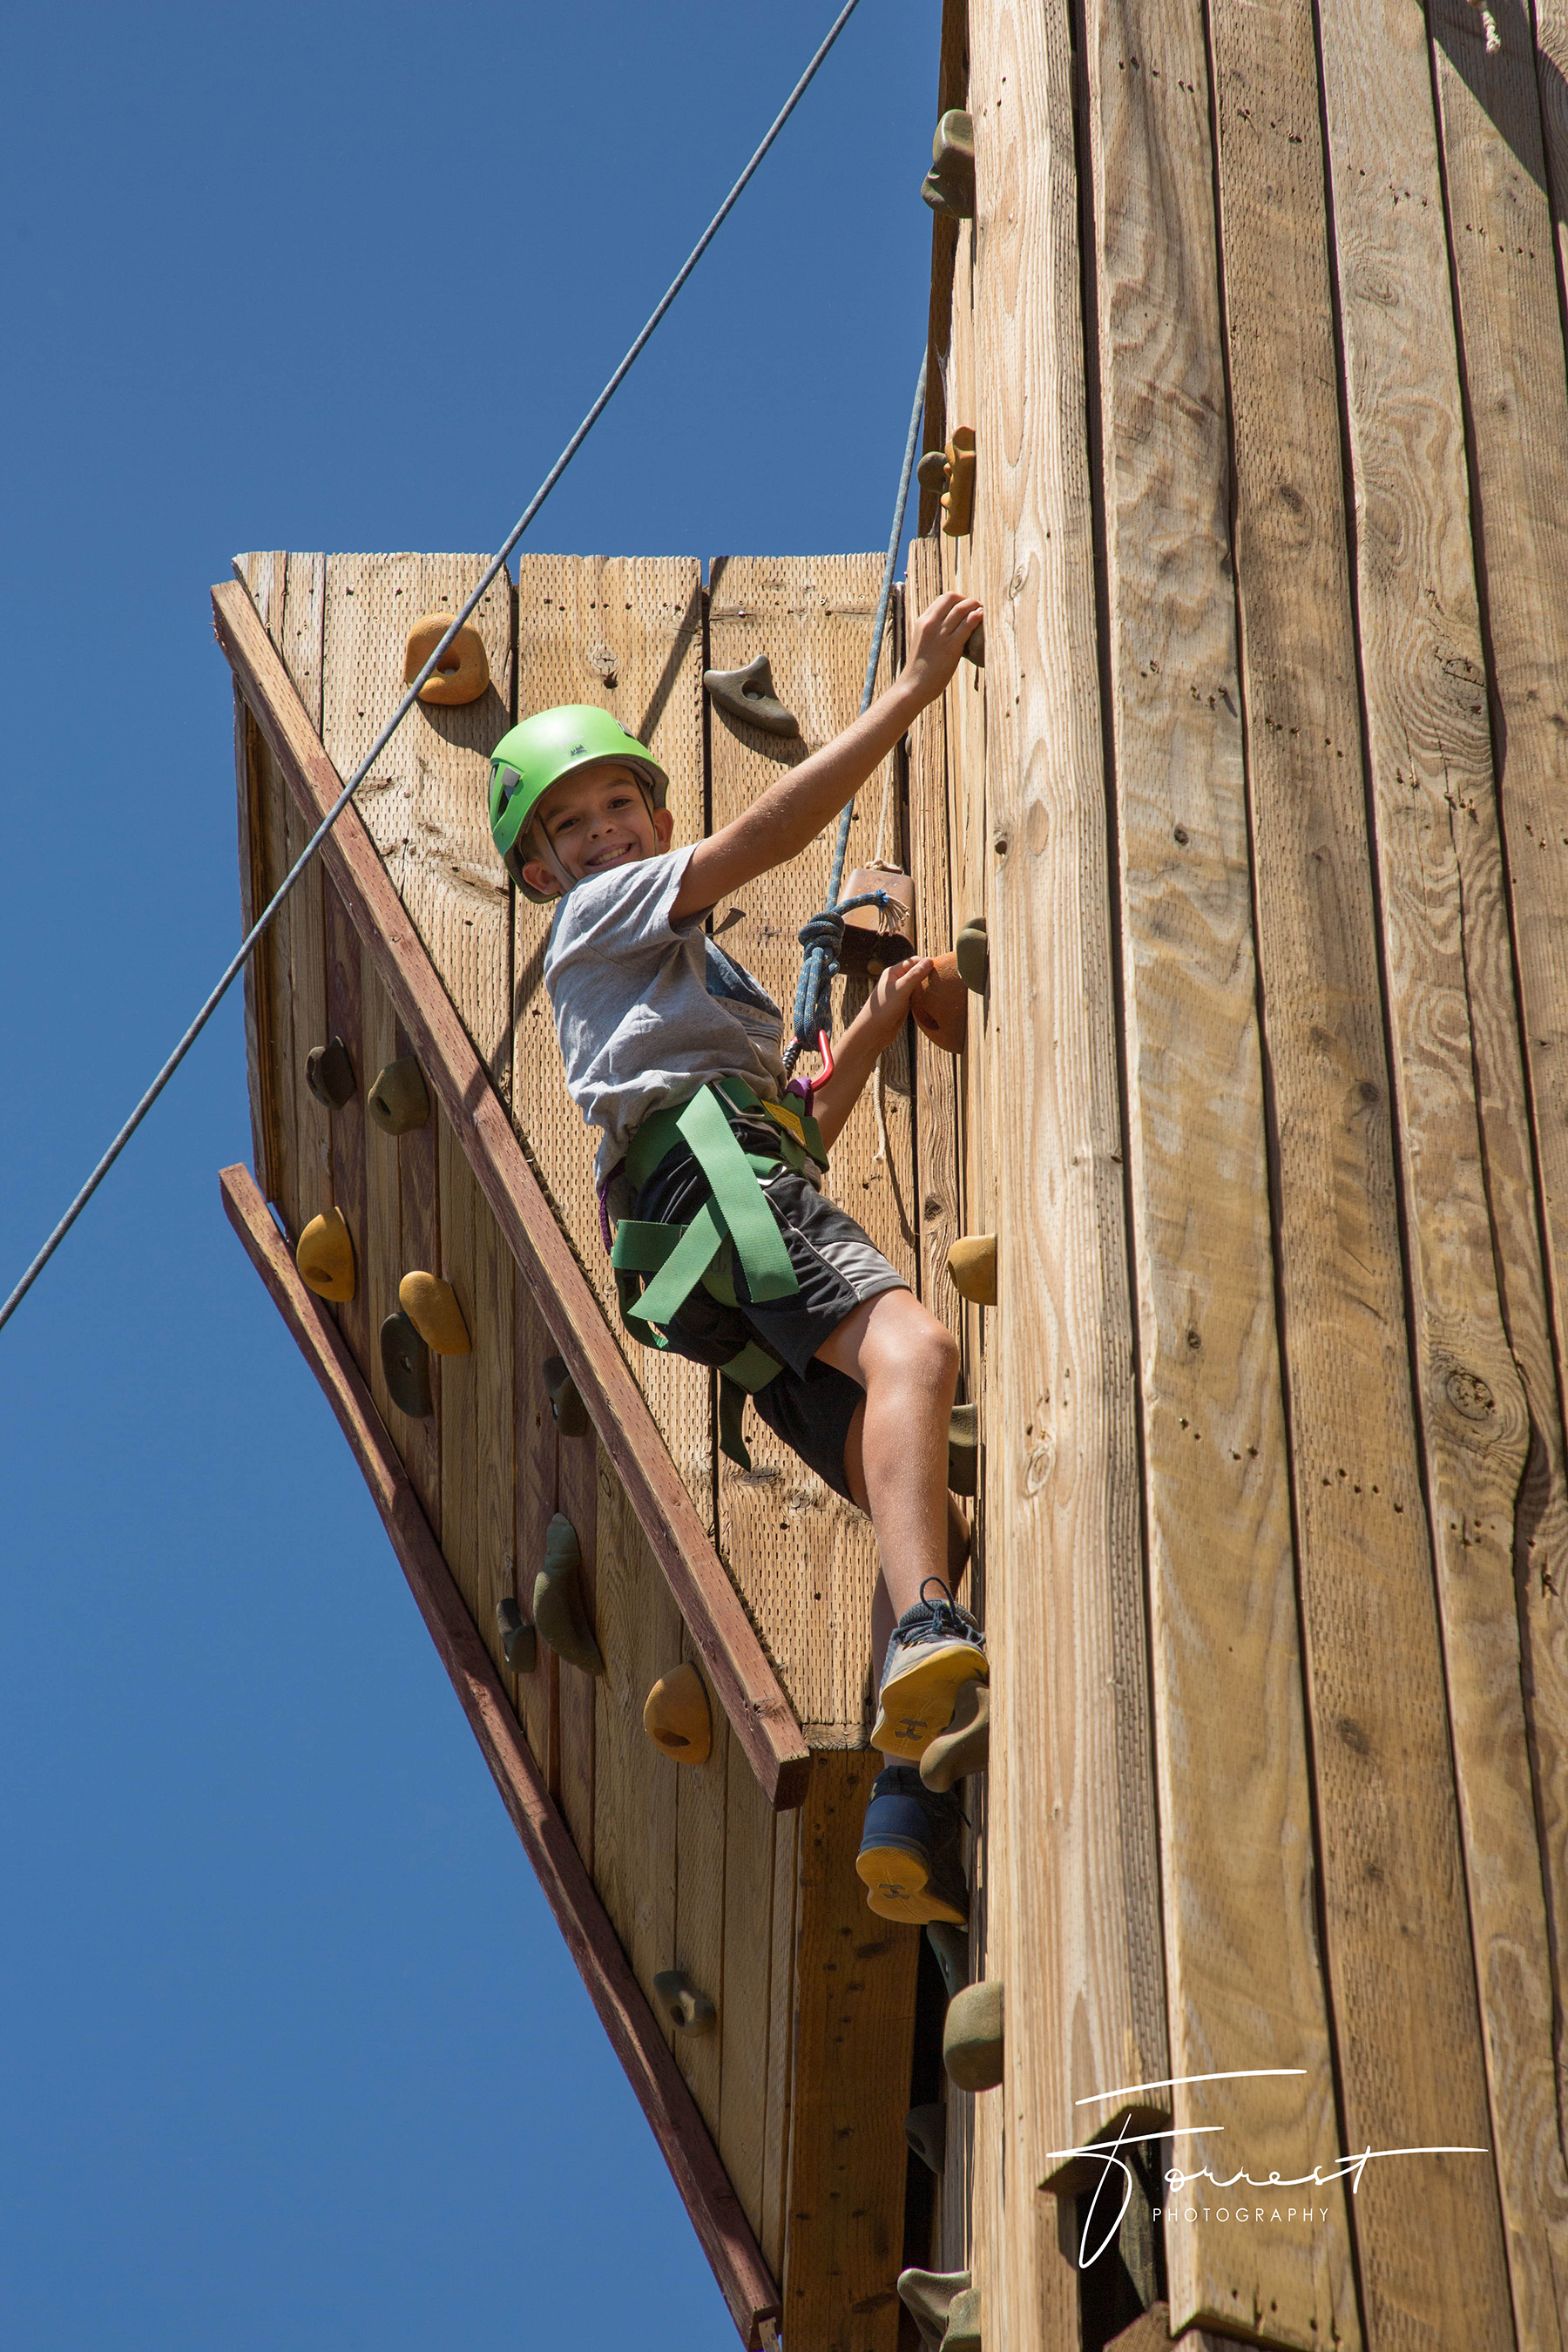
1443, 1364, 1496, 1423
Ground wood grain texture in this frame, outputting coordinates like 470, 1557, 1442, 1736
285, 781, 333, 1237
720, 1748, 778, 2241
780, 1752, 919, 2352
1315, 3, 1568, 2336
760, 1801, 800, 2278
556, 1395, 598, 1874
321, 555, 513, 1095
323, 875, 370, 1375
674, 1636, 729, 2144
706, 556, 909, 1746
232, 684, 274, 1195
213, 578, 808, 1808
1078, 1, 1350, 2339
437, 1118, 517, 1701
218, 1161, 779, 2345
904, 536, 967, 1348
361, 952, 402, 1441
511, 554, 713, 1518
396, 1020, 441, 1531
250, 721, 300, 1233
513, 1275, 559, 1781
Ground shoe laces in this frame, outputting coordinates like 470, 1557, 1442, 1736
917, 1573, 977, 1643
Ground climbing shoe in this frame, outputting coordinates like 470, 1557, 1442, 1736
870, 1578, 988, 1761
855, 1765, 968, 1925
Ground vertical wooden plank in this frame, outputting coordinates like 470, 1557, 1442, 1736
760, 1802, 800, 2279
591, 1443, 680, 2017
436, 1112, 483, 1671
672, 1632, 729, 2144
555, 1401, 598, 1874
361, 952, 402, 1437
473, 1187, 517, 1701
323, 875, 370, 1376
1313, 2, 1568, 2336
285, 783, 333, 1235
1075, 0, 1354, 2341
780, 1752, 919, 2352
511, 554, 713, 1522
706, 555, 908, 1745
395, 1017, 441, 1538
719, 1759, 777, 2241
251, 724, 301, 1236
233, 686, 274, 1196
512, 1272, 559, 1781
904, 536, 966, 1346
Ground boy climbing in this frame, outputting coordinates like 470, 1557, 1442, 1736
487, 589, 988, 1927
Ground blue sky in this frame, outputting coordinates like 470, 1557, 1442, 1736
0, 3, 940, 2344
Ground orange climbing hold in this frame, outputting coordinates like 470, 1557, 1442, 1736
402, 612, 490, 706
295, 1206, 355, 1301
398, 1271, 470, 1355
643, 1663, 713, 1765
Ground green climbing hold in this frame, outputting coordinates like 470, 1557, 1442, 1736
943, 1978, 1004, 2092
904, 2101, 948, 2177
652, 1968, 716, 2035
366, 1057, 429, 1136
926, 1919, 969, 2004
954, 915, 988, 995
533, 1512, 604, 1677
948, 1402, 978, 1497
897, 2268, 972, 2352
921, 110, 976, 219
496, 1596, 537, 1676
380, 1309, 433, 1419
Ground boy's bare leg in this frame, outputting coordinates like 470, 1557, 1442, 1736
845, 1409, 971, 1669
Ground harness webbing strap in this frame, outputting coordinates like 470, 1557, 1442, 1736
676, 1088, 798, 1303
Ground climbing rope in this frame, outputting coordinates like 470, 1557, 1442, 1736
0, 0, 868, 1339
783, 350, 927, 1079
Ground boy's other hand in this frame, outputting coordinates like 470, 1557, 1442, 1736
904, 591, 984, 706
865, 956, 936, 1048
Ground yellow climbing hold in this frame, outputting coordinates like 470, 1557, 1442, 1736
296, 1206, 355, 1302
643, 1664, 713, 1766
398, 1271, 470, 1355
947, 1234, 997, 1307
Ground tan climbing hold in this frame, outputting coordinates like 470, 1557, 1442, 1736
496, 1597, 537, 1677
943, 1979, 1004, 2092
398, 1271, 470, 1355
947, 1402, 978, 1497
912, 952, 969, 1055
954, 915, 988, 995
944, 2287, 983, 2351
921, 1677, 989, 1793
295, 1206, 355, 1302
403, 612, 490, 706
366, 1057, 429, 1135
643, 1664, 713, 1766
652, 1968, 716, 2035
898, 2268, 971, 2352
947, 1233, 997, 1307
533, 1513, 603, 1677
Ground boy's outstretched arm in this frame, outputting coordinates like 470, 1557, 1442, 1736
670, 591, 983, 923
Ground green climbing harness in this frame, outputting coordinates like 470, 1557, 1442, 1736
609, 1077, 828, 1470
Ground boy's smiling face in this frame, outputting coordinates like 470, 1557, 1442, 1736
518, 758, 674, 898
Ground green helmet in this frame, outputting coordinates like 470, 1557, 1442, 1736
488, 704, 669, 902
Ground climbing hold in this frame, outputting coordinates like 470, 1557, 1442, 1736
912, 953, 969, 1055
941, 428, 977, 537
366, 1057, 429, 1135
922, 1678, 990, 1793
926, 1920, 969, 2004
948, 1402, 978, 1497
402, 612, 491, 707
947, 1233, 997, 1307
943, 2288, 983, 2351
964, 619, 985, 668
398, 1270, 470, 1355
904, 2102, 948, 2177
921, 109, 976, 219
380, 1309, 434, 1420
943, 1978, 1004, 2092
543, 1354, 590, 1437
916, 447, 951, 499
533, 1513, 604, 1677
652, 1968, 717, 2036
838, 862, 917, 976
954, 915, 988, 995
643, 1663, 713, 1766
897, 2268, 972, 2352
305, 1036, 355, 1109
295, 1206, 355, 1302
702, 652, 799, 738
496, 1596, 537, 1676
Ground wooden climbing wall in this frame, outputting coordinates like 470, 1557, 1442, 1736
931, 0, 1568, 2344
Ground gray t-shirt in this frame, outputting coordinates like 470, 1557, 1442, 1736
543, 845, 787, 1183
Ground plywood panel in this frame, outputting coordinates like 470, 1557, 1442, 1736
1079, 0, 1351, 2339
706, 556, 907, 1744
591, 1443, 680, 2014
511, 555, 713, 1523
781, 1752, 918, 2352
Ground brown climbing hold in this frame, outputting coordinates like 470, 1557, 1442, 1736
921, 1677, 989, 1793
496, 1597, 537, 1676
402, 612, 490, 706
543, 1354, 589, 1437
904, 2102, 948, 2177
643, 1663, 713, 1766
380, 1309, 433, 1420
305, 1037, 355, 1109
954, 915, 988, 995
943, 1979, 1004, 2092
702, 652, 798, 737
912, 953, 969, 1055
652, 1968, 716, 2035
947, 1402, 978, 1497
398, 1271, 470, 1356
947, 1234, 997, 1307
366, 1058, 429, 1135
897, 2268, 972, 2352
295, 1206, 355, 1302
533, 1513, 603, 1677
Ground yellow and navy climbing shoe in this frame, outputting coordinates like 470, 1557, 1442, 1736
855, 1766, 969, 1925
870, 1578, 988, 1761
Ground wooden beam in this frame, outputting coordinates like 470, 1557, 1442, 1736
210, 578, 809, 1813
218, 1162, 781, 2348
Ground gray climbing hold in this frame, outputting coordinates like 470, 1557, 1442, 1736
954, 915, 988, 995
922, 1677, 990, 1793
702, 652, 799, 738
943, 1978, 1004, 2092
543, 1354, 590, 1437
496, 1596, 537, 1676
922, 110, 976, 219
944, 2286, 983, 2351
904, 2101, 948, 2177
948, 1402, 978, 1497
366, 1056, 429, 1135
652, 1968, 716, 2035
926, 1919, 970, 2004
897, 2268, 972, 2352
380, 1309, 433, 1420
916, 448, 951, 497
306, 1036, 355, 1109
533, 1512, 604, 1677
